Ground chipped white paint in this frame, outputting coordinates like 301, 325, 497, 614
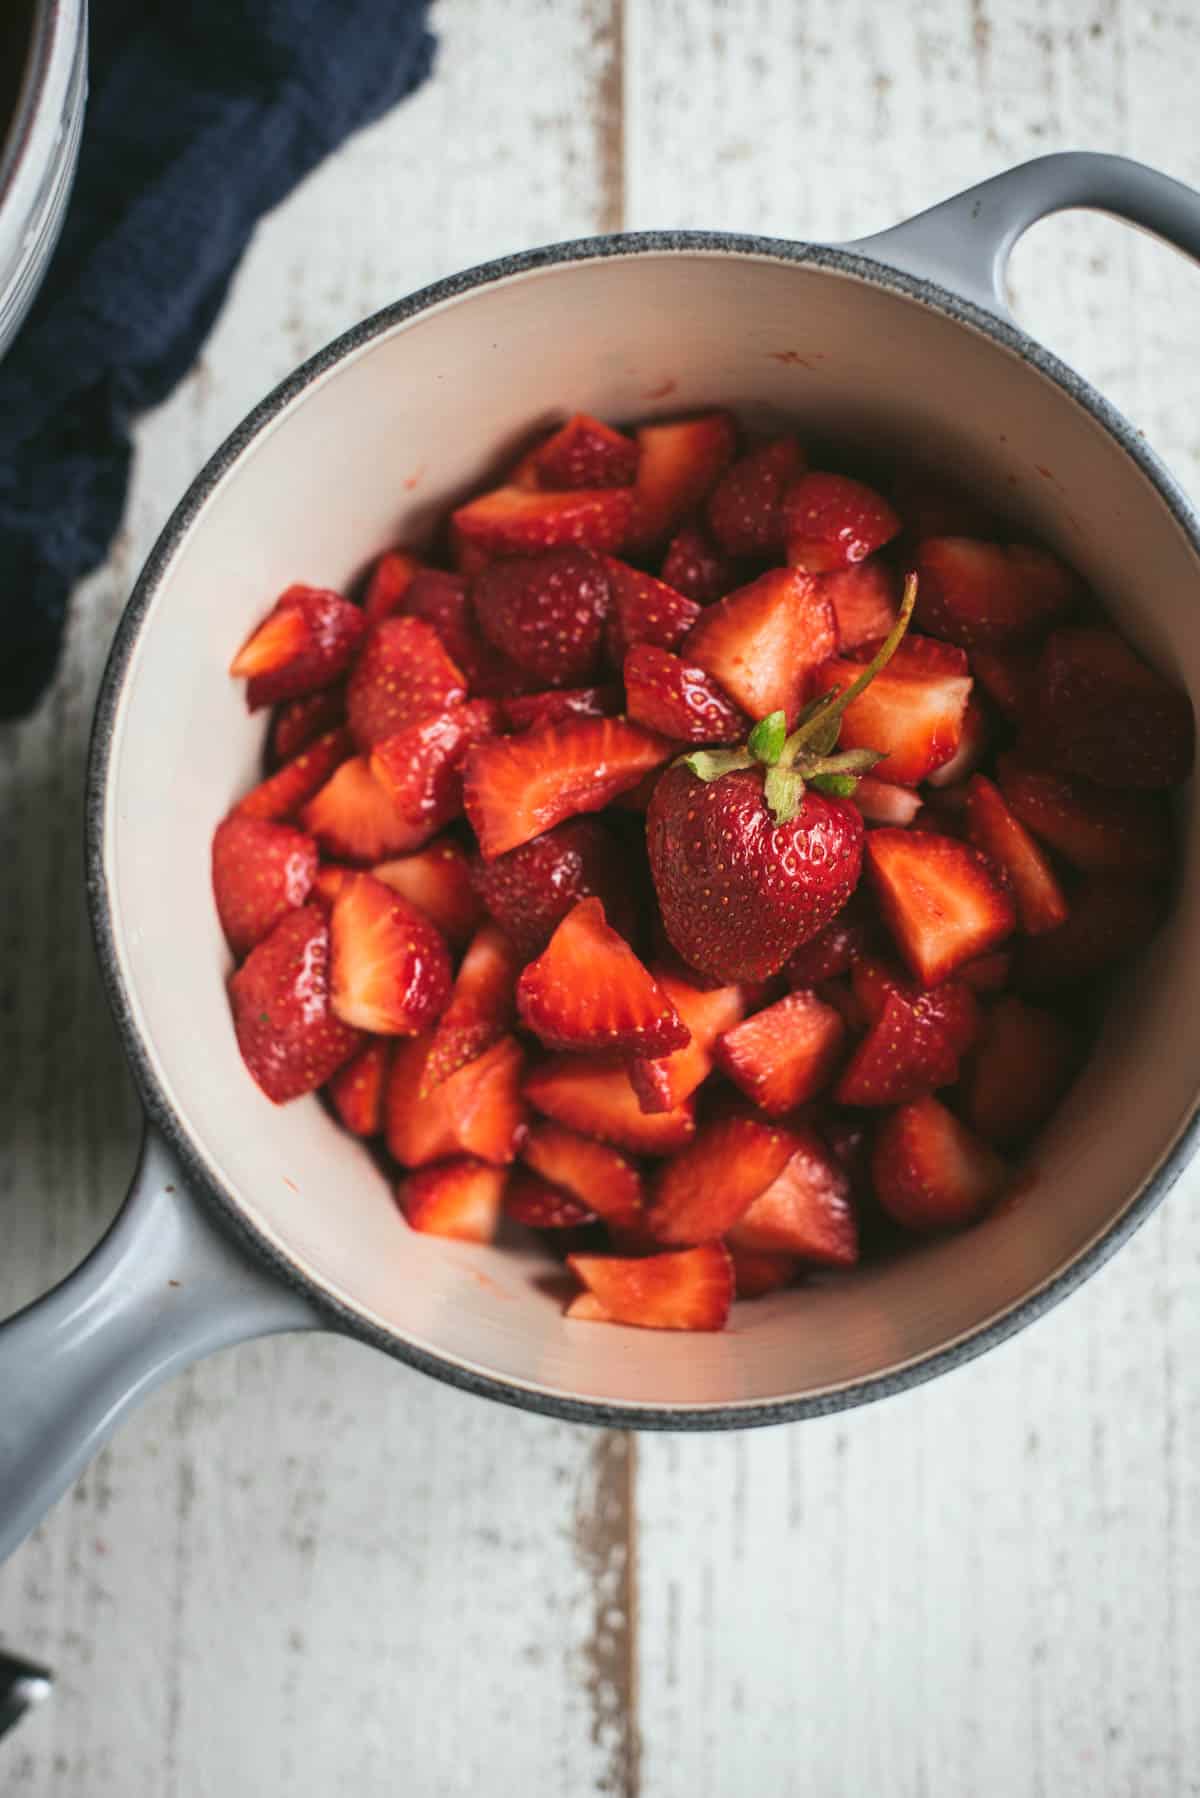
1, 0, 1199, 1793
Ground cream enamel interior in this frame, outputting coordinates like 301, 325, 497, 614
103, 249, 1200, 1411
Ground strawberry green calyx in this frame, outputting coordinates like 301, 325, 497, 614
681, 571, 917, 823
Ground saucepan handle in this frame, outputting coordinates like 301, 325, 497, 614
849, 150, 1200, 319
0, 1126, 321, 1564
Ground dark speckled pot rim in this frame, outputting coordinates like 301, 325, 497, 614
85, 229, 1200, 1432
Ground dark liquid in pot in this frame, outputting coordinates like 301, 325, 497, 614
0, 0, 36, 166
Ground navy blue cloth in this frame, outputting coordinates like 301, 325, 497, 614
0, 1, 435, 717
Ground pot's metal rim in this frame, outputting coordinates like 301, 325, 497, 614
85, 229, 1200, 1432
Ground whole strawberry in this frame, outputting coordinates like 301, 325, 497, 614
648, 576, 916, 982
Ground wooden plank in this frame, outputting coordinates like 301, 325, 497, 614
625, 2, 1200, 1794
0, 4, 637, 1794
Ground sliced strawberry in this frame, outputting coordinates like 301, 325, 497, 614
517, 898, 688, 1056
521, 1121, 645, 1231
784, 912, 876, 985
914, 538, 1081, 649
728, 1128, 857, 1266
505, 1169, 596, 1228
501, 686, 622, 731
346, 616, 467, 750
782, 472, 900, 572
835, 972, 978, 1107
399, 1158, 506, 1242
850, 957, 979, 1046
329, 872, 451, 1034
1015, 878, 1163, 991
958, 949, 1013, 993
464, 716, 673, 858
269, 688, 347, 766
811, 636, 971, 785
364, 549, 423, 622
683, 565, 835, 725
533, 413, 639, 490
566, 1243, 733, 1331
327, 1037, 391, 1136
623, 644, 749, 744
924, 694, 989, 789
369, 700, 501, 848
851, 776, 923, 826
1027, 626, 1194, 789
649, 1112, 801, 1245
231, 585, 367, 709
525, 1055, 696, 1154
228, 905, 361, 1102
400, 569, 489, 682
301, 753, 432, 862
714, 989, 846, 1114
421, 923, 520, 1094
471, 546, 611, 686
625, 412, 738, 553
961, 995, 1078, 1147
235, 727, 354, 823
451, 485, 633, 561
816, 558, 900, 651
866, 828, 1017, 986
970, 644, 1037, 722
996, 754, 1170, 876
706, 436, 805, 555
372, 838, 483, 947
727, 1245, 798, 1299
603, 558, 700, 662
212, 814, 317, 959
660, 520, 739, 603
471, 816, 634, 958
386, 1034, 525, 1166
872, 1096, 1006, 1232
628, 969, 745, 1114
965, 774, 1069, 935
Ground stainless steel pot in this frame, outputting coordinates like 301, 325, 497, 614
0, 0, 86, 358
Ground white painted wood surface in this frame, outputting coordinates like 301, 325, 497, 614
2, 1, 1199, 1793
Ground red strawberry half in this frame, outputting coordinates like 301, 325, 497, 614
400, 570, 489, 683
347, 616, 467, 750
228, 905, 361, 1103
914, 538, 1081, 649
516, 898, 689, 1056
683, 566, 835, 726
522, 1121, 645, 1231
231, 585, 366, 709
816, 558, 900, 650
505, 1169, 596, 1229
399, 1158, 507, 1242
810, 635, 972, 785
236, 727, 353, 824
302, 753, 436, 862
650, 1112, 802, 1245
1028, 626, 1194, 790
603, 558, 700, 662
866, 828, 1016, 986
872, 1096, 1006, 1233
624, 645, 749, 744
714, 988, 846, 1114
472, 816, 634, 958
387, 1033, 525, 1167
212, 813, 318, 959
834, 962, 978, 1106
964, 774, 1069, 935
566, 1244, 733, 1331
329, 872, 452, 1035
660, 520, 739, 603
471, 546, 610, 686
782, 472, 900, 572
628, 967, 745, 1114
372, 837, 483, 947
525, 1055, 696, 1155
533, 413, 639, 490
452, 485, 633, 561
728, 1127, 857, 1266
625, 411, 738, 553
706, 435, 805, 556
370, 700, 500, 848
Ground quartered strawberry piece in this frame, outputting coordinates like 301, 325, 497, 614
347, 616, 467, 750
231, 585, 367, 709
924, 693, 989, 789
505, 1169, 596, 1228
525, 1055, 696, 1154
301, 753, 432, 862
914, 538, 1081, 649
501, 686, 622, 732
650, 1113, 802, 1246
871, 1095, 1006, 1233
236, 727, 354, 823
660, 519, 739, 603
399, 569, 489, 683
625, 411, 738, 554
996, 754, 1171, 876
472, 546, 611, 686
228, 905, 362, 1103
370, 700, 501, 848
970, 644, 1038, 722
533, 413, 639, 490
866, 828, 1017, 986
624, 644, 749, 744
727, 1245, 798, 1299
706, 435, 805, 555
269, 688, 347, 766
810, 634, 972, 785
714, 989, 846, 1114
603, 558, 701, 662
964, 774, 1069, 935
329, 872, 452, 1035
784, 911, 876, 985
961, 995, 1078, 1147
1028, 627, 1194, 790
566, 1243, 734, 1331
386, 1033, 526, 1166
326, 1037, 391, 1136
471, 816, 634, 958
521, 1121, 645, 1231
815, 558, 900, 651
364, 549, 423, 623
517, 898, 689, 1056
628, 969, 745, 1114
464, 716, 674, 858
782, 471, 901, 572
421, 923, 521, 1095
451, 485, 634, 562
372, 837, 483, 947
851, 776, 923, 826
683, 566, 836, 726
399, 1158, 507, 1242
1015, 877, 1163, 992
834, 965, 978, 1107
212, 814, 318, 959
728, 1127, 857, 1266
